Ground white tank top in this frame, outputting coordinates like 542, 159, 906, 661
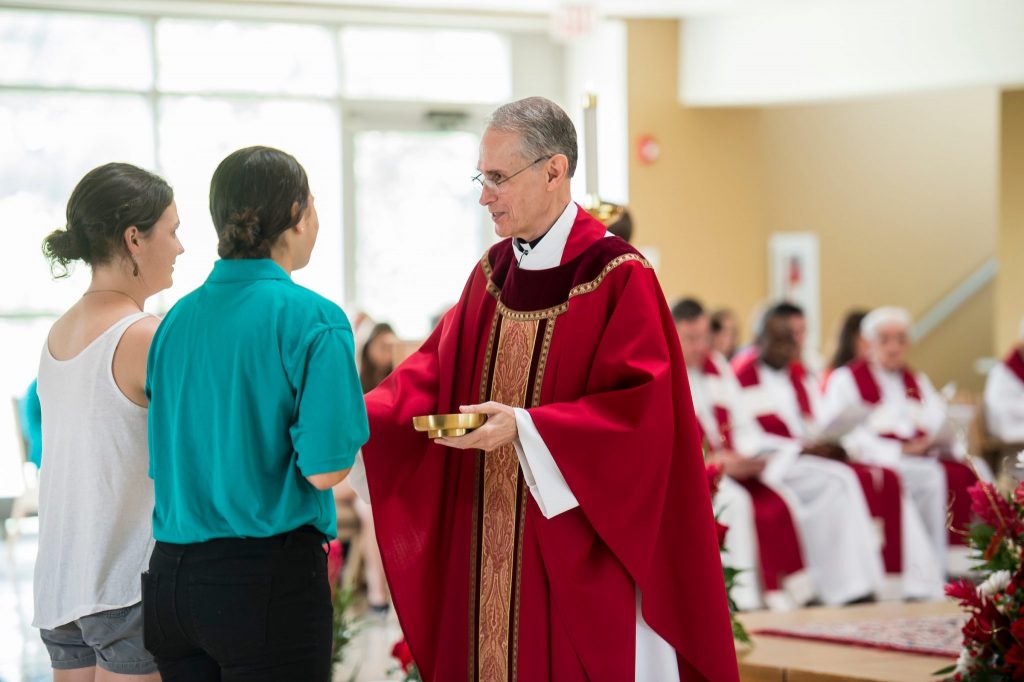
33, 312, 156, 629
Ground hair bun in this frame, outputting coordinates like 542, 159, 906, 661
42, 226, 86, 278
218, 208, 271, 259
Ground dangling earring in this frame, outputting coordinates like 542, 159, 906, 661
130, 255, 140, 277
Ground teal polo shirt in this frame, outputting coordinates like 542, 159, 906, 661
146, 258, 368, 543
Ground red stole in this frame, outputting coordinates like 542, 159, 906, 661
733, 360, 806, 438
790, 361, 814, 418
701, 357, 734, 450
848, 360, 925, 440
847, 360, 975, 545
1006, 348, 1024, 386
363, 208, 738, 682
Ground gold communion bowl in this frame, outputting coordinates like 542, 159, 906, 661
412, 413, 487, 439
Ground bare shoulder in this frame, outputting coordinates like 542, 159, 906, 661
119, 315, 160, 355
112, 315, 161, 405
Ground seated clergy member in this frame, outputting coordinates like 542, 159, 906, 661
820, 306, 986, 573
676, 299, 802, 611
733, 306, 945, 600
985, 320, 1024, 443
675, 298, 882, 608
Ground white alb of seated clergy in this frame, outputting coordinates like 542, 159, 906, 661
688, 354, 778, 459
985, 361, 1024, 442
820, 364, 944, 467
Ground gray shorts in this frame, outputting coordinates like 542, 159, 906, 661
39, 602, 157, 675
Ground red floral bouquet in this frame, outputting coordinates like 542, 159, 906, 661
941, 471, 1024, 680
706, 461, 751, 644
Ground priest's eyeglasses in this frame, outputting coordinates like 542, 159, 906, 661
472, 155, 552, 192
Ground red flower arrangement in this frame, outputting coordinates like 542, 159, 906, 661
940, 471, 1024, 681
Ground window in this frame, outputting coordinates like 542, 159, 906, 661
0, 11, 151, 89
157, 19, 337, 96
351, 129, 484, 338
340, 26, 511, 102
0, 6, 537, 410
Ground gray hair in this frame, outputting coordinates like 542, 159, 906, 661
487, 97, 578, 178
861, 306, 911, 342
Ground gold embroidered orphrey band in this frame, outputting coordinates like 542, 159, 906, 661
466, 246, 649, 680
481, 251, 653, 321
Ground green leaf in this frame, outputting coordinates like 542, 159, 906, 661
331, 585, 364, 666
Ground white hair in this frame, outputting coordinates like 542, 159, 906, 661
861, 306, 912, 342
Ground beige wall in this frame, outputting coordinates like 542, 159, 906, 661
626, 20, 765, 336
628, 19, 1000, 390
759, 90, 999, 390
998, 90, 1024, 355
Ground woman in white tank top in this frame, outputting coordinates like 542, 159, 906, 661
34, 163, 183, 682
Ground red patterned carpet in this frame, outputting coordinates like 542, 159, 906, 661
754, 614, 967, 657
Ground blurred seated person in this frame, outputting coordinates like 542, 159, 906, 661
710, 308, 739, 361
985, 319, 1024, 443
732, 301, 812, 375
676, 298, 883, 608
605, 205, 633, 243
822, 309, 868, 389
820, 307, 991, 571
733, 306, 944, 599
335, 322, 398, 614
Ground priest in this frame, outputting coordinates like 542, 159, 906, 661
352, 97, 737, 682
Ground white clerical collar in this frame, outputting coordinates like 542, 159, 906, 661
759, 361, 787, 378
871, 362, 902, 380
514, 201, 578, 271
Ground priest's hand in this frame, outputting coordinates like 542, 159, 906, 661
435, 402, 518, 451
708, 450, 766, 481
802, 442, 848, 461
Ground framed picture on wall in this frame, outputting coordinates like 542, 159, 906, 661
768, 232, 821, 362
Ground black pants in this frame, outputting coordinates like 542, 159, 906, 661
142, 526, 333, 682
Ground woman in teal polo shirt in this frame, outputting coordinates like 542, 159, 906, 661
143, 146, 368, 682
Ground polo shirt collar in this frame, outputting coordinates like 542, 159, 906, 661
206, 258, 291, 284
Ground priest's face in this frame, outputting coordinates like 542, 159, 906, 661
871, 323, 909, 372
788, 314, 807, 353
676, 316, 711, 369
760, 318, 798, 370
477, 127, 556, 240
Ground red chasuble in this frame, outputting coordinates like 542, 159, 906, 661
362, 208, 738, 682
